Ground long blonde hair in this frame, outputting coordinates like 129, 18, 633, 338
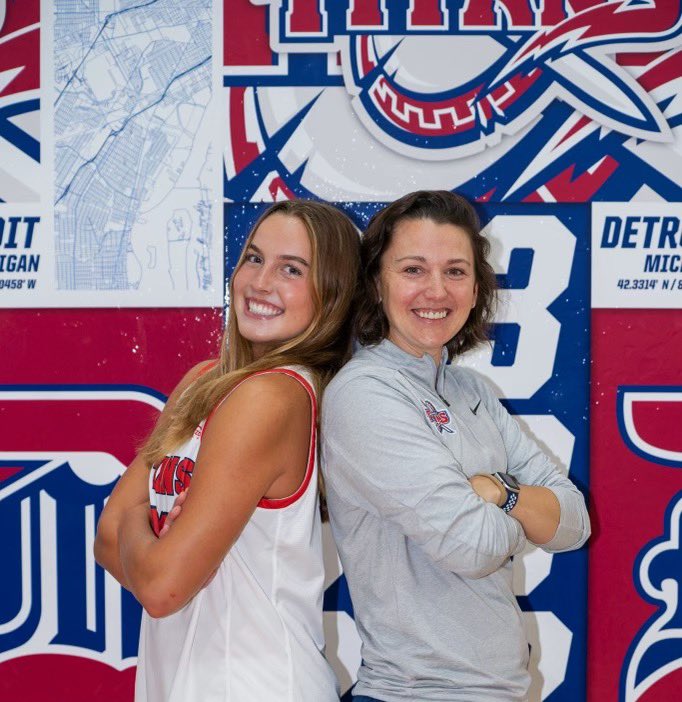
141, 200, 360, 468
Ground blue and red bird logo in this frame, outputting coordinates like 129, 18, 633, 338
422, 399, 454, 434
257, 0, 681, 160
225, 0, 682, 203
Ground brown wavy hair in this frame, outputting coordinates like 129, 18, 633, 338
355, 190, 497, 359
141, 201, 361, 493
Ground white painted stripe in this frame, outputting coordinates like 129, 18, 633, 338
0, 499, 32, 634
0, 458, 65, 500
0, 22, 40, 48
537, 185, 556, 202
0, 389, 165, 411
85, 504, 96, 632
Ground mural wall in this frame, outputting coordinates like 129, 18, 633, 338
1, 1, 680, 700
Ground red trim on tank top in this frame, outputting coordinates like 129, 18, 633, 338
201, 368, 317, 510
256, 369, 317, 509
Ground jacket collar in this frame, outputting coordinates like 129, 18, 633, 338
355, 338, 449, 395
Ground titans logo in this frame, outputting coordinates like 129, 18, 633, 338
0, 385, 164, 684
622, 493, 682, 701
257, 0, 681, 159
618, 386, 682, 700
226, 0, 681, 202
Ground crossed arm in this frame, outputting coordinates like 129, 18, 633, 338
322, 373, 589, 579
94, 369, 312, 618
467, 374, 590, 551
94, 362, 212, 587
469, 475, 561, 545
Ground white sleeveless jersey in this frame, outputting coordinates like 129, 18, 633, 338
135, 367, 339, 702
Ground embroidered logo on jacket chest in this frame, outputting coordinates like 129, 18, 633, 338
422, 400, 454, 434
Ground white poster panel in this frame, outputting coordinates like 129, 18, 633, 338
592, 202, 682, 309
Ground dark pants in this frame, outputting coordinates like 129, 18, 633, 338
353, 697, 385, 702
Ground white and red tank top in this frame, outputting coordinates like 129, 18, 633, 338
135, 367, 338, 702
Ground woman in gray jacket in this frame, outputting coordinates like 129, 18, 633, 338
321, 190, 590, 702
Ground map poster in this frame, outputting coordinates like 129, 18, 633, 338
0, 0, 225, 309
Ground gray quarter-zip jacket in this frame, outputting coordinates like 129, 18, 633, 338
321, 339, 590, 702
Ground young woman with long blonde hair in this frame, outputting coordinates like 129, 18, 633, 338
95, 200, 360, 702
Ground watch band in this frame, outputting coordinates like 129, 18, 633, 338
500, 490, 518, 513
492, 472, 520, 513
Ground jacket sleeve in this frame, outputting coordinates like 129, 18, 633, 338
469, 373, 591, 553
321, 374, 526, 579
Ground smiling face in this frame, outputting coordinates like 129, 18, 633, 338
378, 217, 478, 365
232, 213, 316, 359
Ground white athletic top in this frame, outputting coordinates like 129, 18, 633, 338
135, 367, 339, 702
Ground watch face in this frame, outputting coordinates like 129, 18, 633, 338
497, 472, 520, 492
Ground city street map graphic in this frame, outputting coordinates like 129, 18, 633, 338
54, 0, 217, 300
